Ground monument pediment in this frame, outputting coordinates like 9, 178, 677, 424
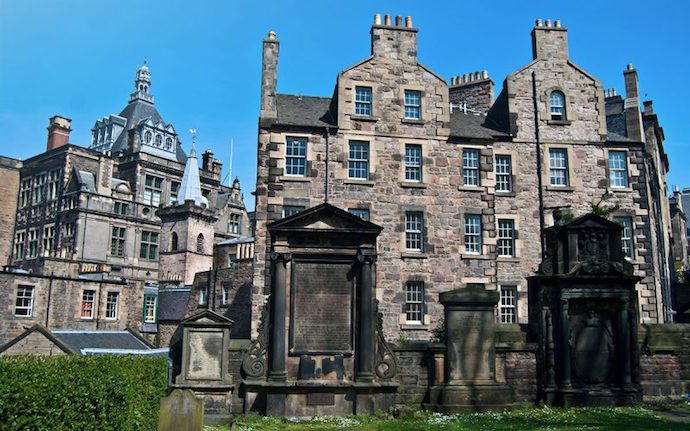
565, 213, 621, 231
268, 203, 382, 234
182, 309, 234, 327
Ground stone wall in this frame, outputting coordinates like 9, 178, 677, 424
639, 323, 690, 400
0, 157, 21, 266
449, 75, 494, 113
0, 330, 68, 356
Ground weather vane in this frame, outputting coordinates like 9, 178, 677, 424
189, 128, 197, 147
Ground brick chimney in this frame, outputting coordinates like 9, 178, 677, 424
449, 70, 494, 113
260, 31, 279, 122
371, 14, 418, 63
46, 115, 72, 151
531, 19, 568, 60
623, 64, 644, 142
202, 149, 214, 171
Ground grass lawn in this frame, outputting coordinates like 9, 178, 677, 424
204, 406, 688, 430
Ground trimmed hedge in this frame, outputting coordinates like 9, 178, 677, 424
0, 355, 168, 431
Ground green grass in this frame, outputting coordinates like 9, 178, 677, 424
204, 406, 688, 431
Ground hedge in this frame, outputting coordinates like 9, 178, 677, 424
0, 355, 168, 431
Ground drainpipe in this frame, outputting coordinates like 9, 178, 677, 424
325, 127, 330, 203
532, 70, 546, 259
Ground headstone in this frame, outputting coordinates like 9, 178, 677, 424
158, 389, 204, 431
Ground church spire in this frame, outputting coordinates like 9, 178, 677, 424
129, 61, 154, 104
177, 135, 206, 207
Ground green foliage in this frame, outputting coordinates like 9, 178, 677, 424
431, 316, 446, 344
591, 201, 620, 219
0, 355, 168, 431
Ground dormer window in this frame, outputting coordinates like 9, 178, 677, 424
550, 91, 565, 120
155, 134, 162, 147
165, 137, 173, 150
144, 131, 152, 144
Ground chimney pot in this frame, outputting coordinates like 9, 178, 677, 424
462, 74, 468, 83
643, 100, 654, 113
482, 70, 488, 79
545, 19, 552, 27
474, 71, 481, 81
627, 63, 634, 71
554, 19, 561, 28
267, 31, 276, 40
405, 16, 412, 28
384, 15, 391, 26
395, 16, 402, 27
536, 18, 543, 27
374, 13, 381, 25
46, 115, 72, 151
450, 77, 456, 86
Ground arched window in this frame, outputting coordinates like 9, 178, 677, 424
155, 134, 163, 147
171, 232, 178, 251
144, 131, 152, 144
165, 137, 173, 150
196, 234, 204, 254
550, 91, 566, 120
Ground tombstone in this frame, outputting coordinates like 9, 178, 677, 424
158, 389, 204, 431
529, 213, 642, 406
241, 203, 398, 416
173, 309, 234, 420
433, 287, 514, 412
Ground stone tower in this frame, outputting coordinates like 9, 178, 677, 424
157, 146, 218, 285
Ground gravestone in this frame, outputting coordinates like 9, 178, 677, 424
158, 389, 204, 431
529, 213, 642, 406
241, 203, 398, 416
434, 287, 514, 412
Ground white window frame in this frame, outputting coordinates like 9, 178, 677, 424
609, 151, 629, 188
550, 90, 566, 120
105, 291, 119, 320
14, 285, 34, 317
614, 216, 634, 259
348, 208, 370, 221
81, 290, 96, 319
285, 137, 307, 176
404, 281, 424, 324
404, 90, 421, 120
144, 295, 157, 323
405, 144, 422, 182
464, 214, 482, 254
348, 141, 369, 180
354, 86, 372, 116
549, 148, 569, 187
497, 219, 515, 257
498, 285, 517, 324
495, 154, 512, 193
463, 149, 480, 186
405, 211, 424, 252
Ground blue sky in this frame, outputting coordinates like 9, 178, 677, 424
1, 0, 688, 210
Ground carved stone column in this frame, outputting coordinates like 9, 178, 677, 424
268, 252, 291, 381
356, 251, 375, 382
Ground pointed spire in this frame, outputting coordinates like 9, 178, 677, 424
177, 140, 206, 207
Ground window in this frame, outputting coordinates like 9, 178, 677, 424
140, 230, 159, 260
404, 282, 424, 324
550, 91, 565, 120
143, 175, 163, 206
199, 288, 207, 306
464, 215, 482, 254
404, 90, 421, 120
285, 137, 307, 176
614, 217, 634, 258
144, 131, 152, 144
63, 222, 75, 254
15, 286, 34, 317
355, 86, 372, 116
111, 226, 126, 257
549, 149, 569, 187
20, 179, 31, 208
499, 286, 517, 324
196, 233, 205, 254
171, 232, 178, 251
228, 213, 241, 234
222, 284, 231, 306
609, 151, 629, 188
113, 201, 128, 216
81, 290, 96, 319
143, 295, 157, 323
495, 155, 513, 193
154, 134, 163, 147
13, 231, 25, 261
405, 211, 423, 252
47, 169, 61, 201
348, 141, 369, 180
42, 225, 55, 257
348, 208, 370, 221
165, 137, 173, 150
170, 181, 180, 204
105, 292, 119, 320
497, 219, 515, 257
405, 145, 422, 182
32, 174, 45, 205
463, 149, 480, 186
27, 228, 39, 259
282, 206, 305, 218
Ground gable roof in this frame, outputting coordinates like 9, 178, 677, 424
0, 325, 76, 355
275, 94, 336, 128
52, 328, 154, 353
268, 202, 383, 234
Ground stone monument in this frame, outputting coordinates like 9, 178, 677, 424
529, 213, 642, 406
241, 203, 398, 416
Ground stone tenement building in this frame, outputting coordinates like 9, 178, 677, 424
0, 65, 251, 346
253, 15, 675, 342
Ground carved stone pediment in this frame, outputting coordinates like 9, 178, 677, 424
268, 202, 382, 234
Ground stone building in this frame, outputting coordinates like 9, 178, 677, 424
253, 15, 675, 344
2, 64, 251, 346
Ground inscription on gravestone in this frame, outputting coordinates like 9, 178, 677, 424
291, 262, 352, 353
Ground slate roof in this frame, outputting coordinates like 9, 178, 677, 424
275, 94, 336, 127
448, 111, 509, 140
77, 170, 96, 192
157, 288, 192, 321
51, 329, 153, 352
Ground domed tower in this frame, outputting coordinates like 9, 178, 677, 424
157, 144, 218, 285
130, 62, 153, 103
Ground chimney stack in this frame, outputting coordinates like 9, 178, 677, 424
623, 64, 644, 142
260, 31, 280, 123
202, 149, 214, 171
46, 116, 72, 151
371, 13, 418, 63
531, 18, 569, 60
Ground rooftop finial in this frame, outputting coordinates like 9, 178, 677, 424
189, 128, 197, 157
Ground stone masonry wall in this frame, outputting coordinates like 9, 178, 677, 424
0, 330, 68, 356
449, 78, 494, 113
0, 157, 21, 265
